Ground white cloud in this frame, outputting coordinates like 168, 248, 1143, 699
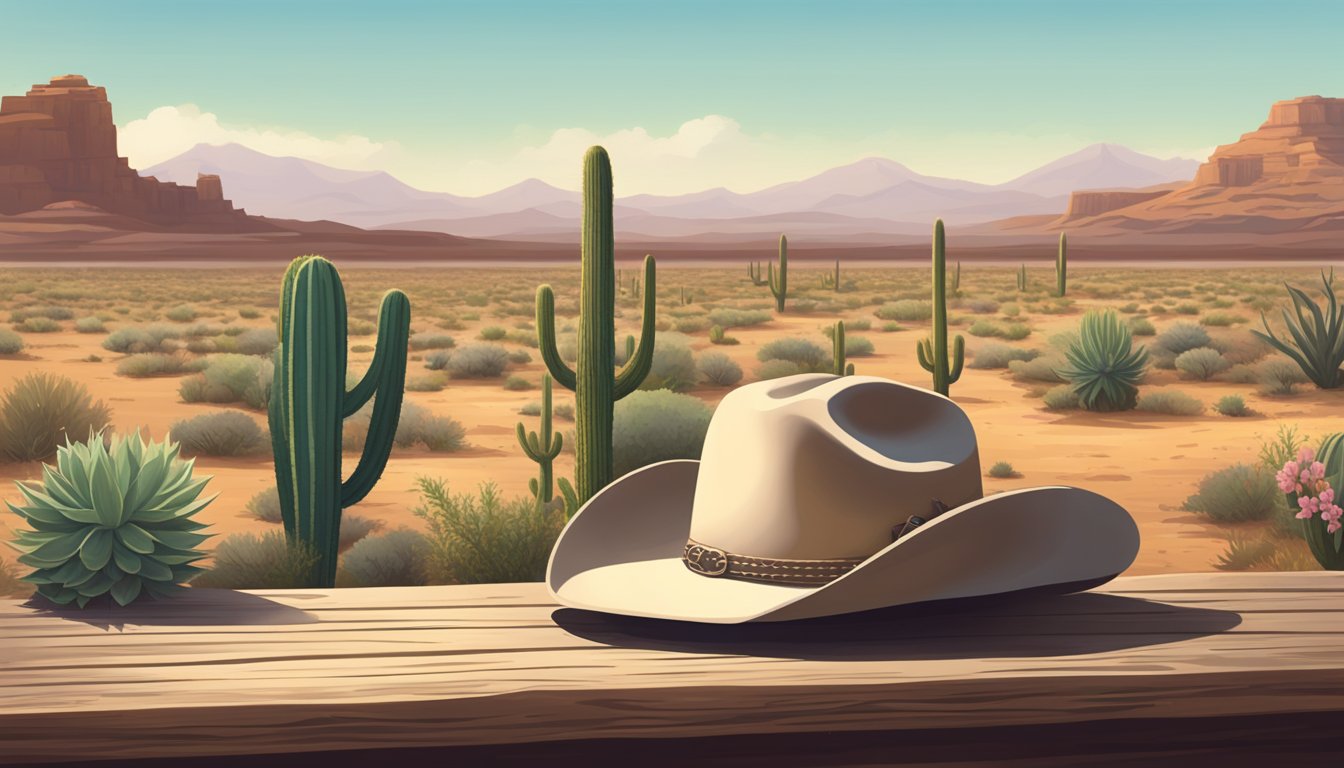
119, 104, 394, 170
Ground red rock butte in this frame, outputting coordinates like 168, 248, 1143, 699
1061, 96, 1344, 232
0, 74, 258, 229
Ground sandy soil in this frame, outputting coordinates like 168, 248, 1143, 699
1, 264, 1337, 579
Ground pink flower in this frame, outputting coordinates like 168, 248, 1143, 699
1299, 447, 1316, 463
1311, 462, 1327, 481
1298, 496, 1319, 519
1277, 461, 1302, 493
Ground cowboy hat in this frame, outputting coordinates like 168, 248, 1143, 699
547, 374, 1140, 624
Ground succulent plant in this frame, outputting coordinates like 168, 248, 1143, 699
6, 430, 214, 607
1057, 309, 1148, 412
1251, 269, 1344, 389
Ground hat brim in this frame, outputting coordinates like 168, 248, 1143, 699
547, 460, 1140, 624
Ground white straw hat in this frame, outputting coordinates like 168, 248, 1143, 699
548, 374, 1139, 624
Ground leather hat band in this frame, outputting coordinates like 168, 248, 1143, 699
683, 540, 865, 586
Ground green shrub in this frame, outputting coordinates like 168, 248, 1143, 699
348, 318, 377, 336
1214, 531, 1278, 571
0, 373, 112, 462
672, 316, 710, 334
411, 333, 456, 350
707, 308, 772, 328
612, 390, 714, 477
338, 514, 384, 552
103, 324, 180, 353
1201, 312, 1245, 327
507, 349, 532, 365
1129, 317, 1157, 336
413, 479, 564, 584
503, 375, 533, 391
1058, 310, 1147, 412
406, 373, 448, 392
1174, 347, 1230, 380
18, 316, 60, 333
1184, 464, 1280, 523
1155, 322, 1211, 355
844, 335, 876, 357
1257, 357, 1310, 396
876, 300, 932, 322
1251, 272, 1344, 389
446, 343, 509, 378
478, 326, 507, 341
1136, 390, 1204, 416
757, 359, 804, 380
1042, 384, 1080, 411
987, 461, 1017, 478
165, 304, 198, 322
880, 321, 904, 332
424, 349, 453, 370
191, 531, 320, 589
641, 335, 698, 392
230, 328, 279, 356
757, 337, 830, 372
1214, 394, 1252, 417
346, 401, 467, 452
845, 318, 872, 331
115, 351, 203, 377
1008, 355, 1066, 382
169, 411, 269, 456
337, 529, 430, 587
74, 316, 106, 333
0, 329, 23, 355
7, 430, 212, 606
179, 354, 272, 410
239, 307, 262, 319
10, 305, 72, 322
697, 351, 743, 387
246, 485, 283, 524
971, 343, 1039, 369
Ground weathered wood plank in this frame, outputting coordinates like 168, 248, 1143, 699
1, 572, 1342, 765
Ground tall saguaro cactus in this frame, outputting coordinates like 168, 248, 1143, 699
517, 373, 563, 507
1056, 232, 1068, 296
270, 255, 410, 587
537, 146, 656, 504
768, 235, 788, 312
916, 220, 964, 396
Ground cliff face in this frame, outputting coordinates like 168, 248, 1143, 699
1064, 187, 1175, 219
0, 75, 261, 230
1059, 96, 1344, 234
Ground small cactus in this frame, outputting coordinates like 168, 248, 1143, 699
517, 373, 563, 507
820, 260, 840, 292
1056, 233, 1068, 296
1016, 263, 1028, 291
952, 260, 961, 295
747, 261, 766, 286
833, 321, 854, 376
916, 220, 964, 396
768, 235, 788, 312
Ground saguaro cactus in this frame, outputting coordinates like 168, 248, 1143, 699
821, 259, 840, 291
916, 220, 965, 396
1017, 263, 1028, 291
833, 321, 854, 376
517, 373, 563, 507
537, 146, 656, 504
270, 255, 410, 587
747, 261, 766, 286
768, 235, 788, 312
1056, 232, 1068, 296
952, 260, 961, 295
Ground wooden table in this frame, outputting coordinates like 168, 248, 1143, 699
3, 572, 1343, 766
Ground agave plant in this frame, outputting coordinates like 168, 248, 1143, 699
5, 430, 214, 607
1057, 309, 1148, 412
1251, 269, 1344, 389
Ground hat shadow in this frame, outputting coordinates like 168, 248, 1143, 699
552, 588, 1241, 661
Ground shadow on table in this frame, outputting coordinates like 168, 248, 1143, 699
22, 587, 318, 630
552, 588, 1242, 661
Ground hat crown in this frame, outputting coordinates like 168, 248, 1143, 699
688, 375, 982, 561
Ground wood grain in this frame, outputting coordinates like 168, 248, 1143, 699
2, 572, 1342, 765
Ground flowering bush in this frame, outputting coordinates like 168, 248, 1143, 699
1278, 447, 1343, 534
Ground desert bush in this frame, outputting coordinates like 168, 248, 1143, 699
844, 335, 876, 357
707, 307, 772, 328
346, 400, 467, 452
478, 325, 507, 341
876, 300, 932, 322
406, 372, 448, 393
230, 328, 279, 356
845, 318, 872, 331
165, 304, 198, 322
10, 305, 72, 322
169, 411, 269, 456
18, 317, 60, 333
413, 479, 564, 584
1214, 394, 1252, 417
1008, 355, 1066, 382
672, 316, 710, 334
757, 359, 803, 380
411, 333, 456, 351
1174, 347, 1230, 380
641, 335, 698, 392
697, 351, 743, 387
74, 316, 105, 333
970, 343, 1038, 369
338, 514, 384, 552
987, 461, 1017, 478
1201, 312, 1245, 327
0, 373, 112, 462
239, 307, 262, 319
1058, 310, 1147, 411
757, 337, 830, 372
338, 529, 430, 587
424, 349, 453, 370
446, 343, 510, 378
1184, 464, 1280, 523
179, 354, 272, 409
1214, 531, 1278, 571
1128, 317, 1157, 336
503, 375, 533, 391
1257, 357, 1310, 396
507, 349, 532, 365
246, 485, 283, 523
613, 390, 714, 477
1136, 390, 1204, 416
0, 329, 23, 355
348, 318, 377, 336
961, 298, 1000, 314
103, 324, 180, 353
880, 321, 903, 332
191, 531, 320, 589
1155, 322, 1212, 355
1042, 384, 1080, 410
115, 351, 202, 377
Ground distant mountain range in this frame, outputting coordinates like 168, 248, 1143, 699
142, 142, 1199, 240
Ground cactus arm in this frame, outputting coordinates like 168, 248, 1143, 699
516, 422, 541, 460
557, 476, 580, 518
832, 321, 849, 376
340, 289, 409, 508
916, 338, 935, 372
269, 256, 308, 541
615, 254, 657, 399
535, 284, 577, 391
344, 290, 404, 417
949, 334, 965, 384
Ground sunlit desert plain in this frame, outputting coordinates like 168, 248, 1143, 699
1, 260, 1337, 594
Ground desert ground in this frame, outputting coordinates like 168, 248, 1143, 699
1, 260, 1338, 588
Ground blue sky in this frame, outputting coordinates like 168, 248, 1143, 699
1, 0, 1340, 194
